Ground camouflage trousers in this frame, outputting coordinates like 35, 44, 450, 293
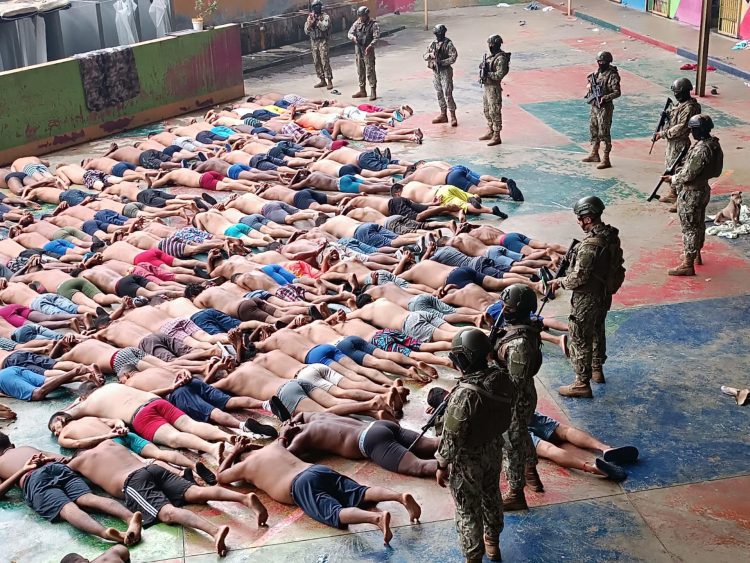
449, 437, 504, 560
589, 102, 614, 144
666, 137, 691, 171
676, 185, 710, 260
569, 292, 611, 384
311, 39, 332, 81
433, 67, 456, 112
502, 379, 537, 490
483, 84, 503, 133
355, 47, 377, 89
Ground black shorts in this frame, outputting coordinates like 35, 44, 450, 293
2, 351, 56, 374
138, 332, 192, 362
167, 378, 231, 422
292, 189, 327, 210
138, 150, 169, 170
445, 267, 486, 289
137, 189, 176, 208
115, 275, 150, 298
360, 420, 419, 473
23, 463, 91, 521
123, 465, 192, 527
236, 298, 275, 322
290, 464, 368, 528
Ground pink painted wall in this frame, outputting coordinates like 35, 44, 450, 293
741, 2, 750, 39
377, 0, 418, 11
674, 0, 703, 27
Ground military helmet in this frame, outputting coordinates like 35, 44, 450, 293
688, 114, 714, 133
671, 77, 693, 96
433, 24, 447, 36
311, 0, 322, 6
450, 329, 492, 373
357, 6, 369, 17
573, 195, 605, 218
596, 51, 613, 63
488, 35, 503, 49
500, 285, 538, 319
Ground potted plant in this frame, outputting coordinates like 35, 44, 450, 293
193, 0, 217, 30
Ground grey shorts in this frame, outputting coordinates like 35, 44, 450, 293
277, 379, 316, 415
407, 294, 456, 316
401, 311, 445, 342
122, 202, 145, 218
382, 215, 424, 235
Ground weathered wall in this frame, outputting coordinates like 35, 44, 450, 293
0, 25, 244, 165
376, 0, 500, 12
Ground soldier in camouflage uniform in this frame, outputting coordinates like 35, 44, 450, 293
653, 78, 702, 211
348, 6, 380, 101
492, 285, 545, 510
304, 0, 333, 90
436, 329, 513, 563
478, 35, 510, 147
424, 24, 458, 127
662, 114, 723, 277
550, 196, 624, 398
582, 51, 621, 169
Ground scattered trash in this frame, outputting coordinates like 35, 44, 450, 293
330, 89, 341, 95
706, 205, 750, 239
591, 28, 599, 32
496, 2, 511, 6
519, 20, 526, 26
680, 63, 716, 71
705, 278, 712, 282
525, 1, 541, 10
731, 40, 749, 50
721, 385, 749, 406
710, 86, 718, 95
542, 6, 554, 11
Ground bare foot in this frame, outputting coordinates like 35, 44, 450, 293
401, 493, 421, 523
377, 511, 393, 546
125, 511, 142, 545
246, 493, 268, 526
417, 361, 438, 379
214, 524, 230, 557
102, 527, 127, 544
407, 366, 429, 383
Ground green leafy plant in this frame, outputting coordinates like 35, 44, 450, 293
194, 0, 217, 19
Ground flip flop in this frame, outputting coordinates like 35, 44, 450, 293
193, 197, 210, 211
507, 179, 524, 202
242, 418, 279, 439
201, 193, 218, 205
309, 306, 324, 321
133, 297, 149, 307
195, 462, 218, 485
602, 446, 639, 465
595, 458, 627, 481
182, 468, 196, 483
269, 396, 291, 422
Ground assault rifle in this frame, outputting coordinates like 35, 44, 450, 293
649, 98, 674, 155
647, 145, 689, 202
406, 382, 459, 452
479, 54, 489, 84
584, 73, 603, 108
537, 239, 579, 316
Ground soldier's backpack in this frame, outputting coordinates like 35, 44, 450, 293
584, 228, 626, 295
496, 324, 543, 378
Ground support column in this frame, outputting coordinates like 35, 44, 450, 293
695, 0, 711, 96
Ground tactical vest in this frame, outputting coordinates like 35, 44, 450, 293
444, 367, 513, 447
352, 20, 377, 47
496, 324, 543, 378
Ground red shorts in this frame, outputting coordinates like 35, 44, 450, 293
199, 171, 223, 190
133, 263, 176, 282
132, 399, 186, 441
133, 248, 175, 268
330, 140, 349, 151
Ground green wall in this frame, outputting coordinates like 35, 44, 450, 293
0, 25, 244, 164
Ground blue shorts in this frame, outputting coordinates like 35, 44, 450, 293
251, 127, 274, 136
23, 463, 91, 521
94, 210, 128, 226
190, 309, 240, 335
59, 189, 90, 206
195, 131, 222, 144
251, 109, 278, 121
335, 336, 376, 365
0, 366, 46, 400
261, 264, 297, 286
167, 378, 231, 422
446, 165, 481, 192
246, 290, 271, 300
81, 220, 102, 236
30, 294, 79, 315
43, 239, 75, 257
111, 162, 136, 177
445, 267, 486, 289
499, 232, 531, 254
2, 351, 55, 374
339, 237, 378, 255
227, 164, 251, 180
293, 189, 327, 210
357, 150, 389, 172
290, 464, 368, 528
113, 432, 151, 455
339, 164, 361, 177
240, 214, 270, 230
224, 223, 252, 238
339, 175, 363, 193
210, 126, 235, 140
353, 223, 397, 249
486, 246, 524, 268
305, 344, 346, 366
528, 412, 559, 448
12, 324, 62, 343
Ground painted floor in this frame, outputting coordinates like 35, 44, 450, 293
2, 5, 750, 562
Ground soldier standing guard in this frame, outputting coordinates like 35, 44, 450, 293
550, 197, 625, 398
348, 6, 380, 101
435, 329, 513, 563
582, 51, 621, 169
478, 35, 510, 146
304, 0, 333, 90
493, 285, 545, 511
661, 115, 723, 276
653, 78, 701, 211
424, 24, 458, 127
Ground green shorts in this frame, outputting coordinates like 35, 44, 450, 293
122, 202, 145, 218
51, 227, 87, 242
113, 432, 150, 455
57, 278, 102, 300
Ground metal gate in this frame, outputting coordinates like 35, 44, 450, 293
648, 0, 671, 17
718, 0, 741, 37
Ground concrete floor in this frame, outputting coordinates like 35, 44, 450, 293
2, 4, 750, 562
